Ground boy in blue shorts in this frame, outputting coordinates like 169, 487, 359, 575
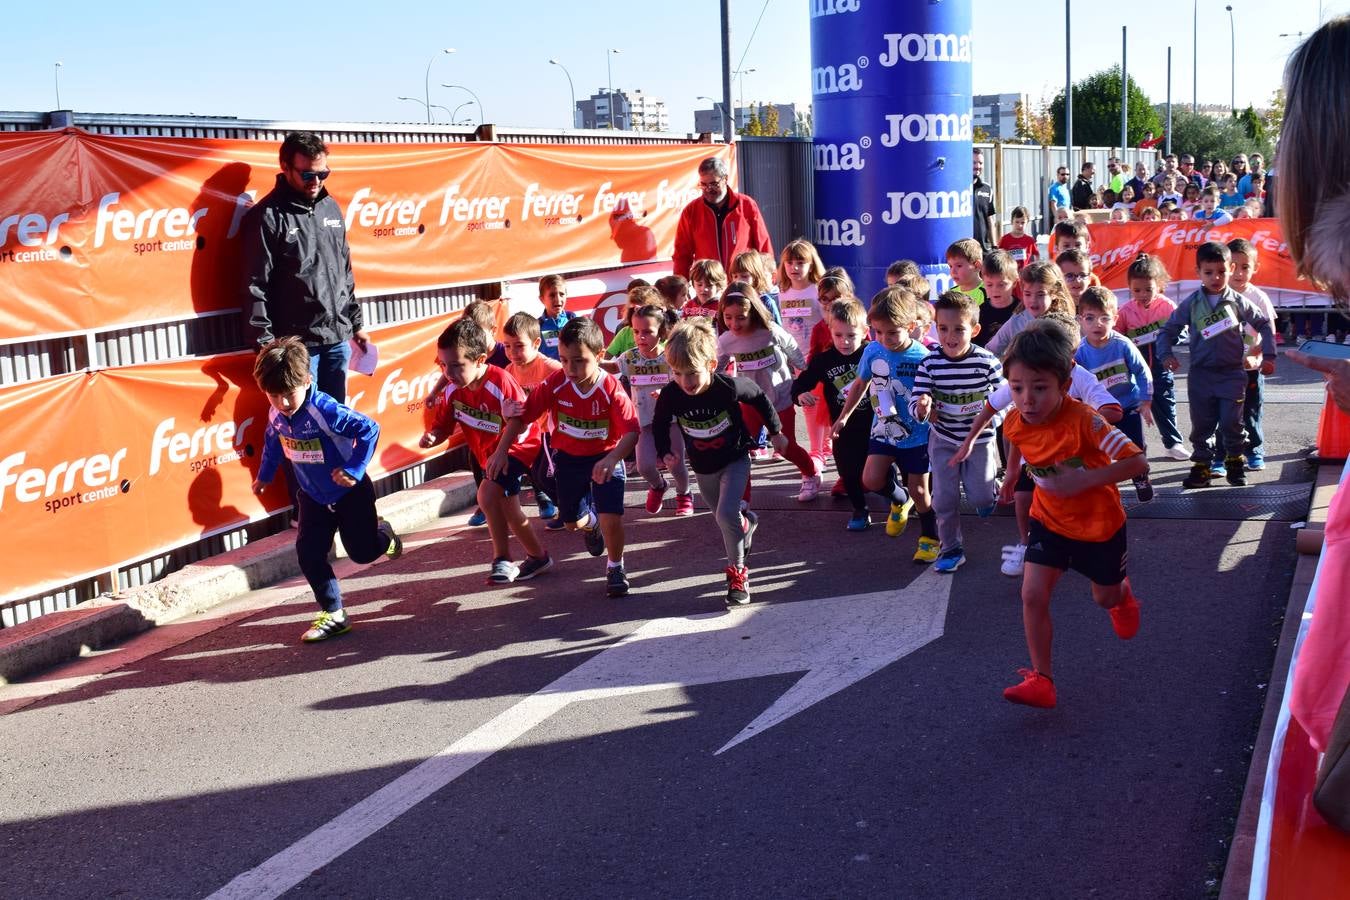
834, 286, 938, 562
496, 317, 640, 596
251, 337, 402, 643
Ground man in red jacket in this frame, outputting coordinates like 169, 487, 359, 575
672, 156, 773, 278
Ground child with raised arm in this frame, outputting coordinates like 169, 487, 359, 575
999, 319, 1149, 709
252, 338, 401, 643
684, 259, 727, 319
617, 303, 694, 516
833, 286, 939, 562
496, 317, 640, 597
1158, 241, 1276, 489
793, 298, 872, 530
954, 313, 1122, 578
502, 311, 564, 527
1115, 253, 1187, 460
911, 291, 1005, 573
1075, 286, 1156, 501
653, 319, 788, 606
715, 282, 822, 500
421, 318, 553, 585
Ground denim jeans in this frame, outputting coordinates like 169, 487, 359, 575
308, 341, 352, 403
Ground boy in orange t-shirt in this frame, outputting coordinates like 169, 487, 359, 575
999, 318, 1150, 709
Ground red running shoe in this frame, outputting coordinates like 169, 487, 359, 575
725, 565, 750, 606
1003, 668, 1057, 708
1109, 594, 1140, 640
645, 484, 668, 514
830, 478, 846, 497
673, 493, 695, 517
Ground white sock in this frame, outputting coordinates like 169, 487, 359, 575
607, 557, 624, 570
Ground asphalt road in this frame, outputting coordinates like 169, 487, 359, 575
0, 355, 1327, 900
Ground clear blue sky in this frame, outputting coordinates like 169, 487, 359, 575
6, 0, 1343, 132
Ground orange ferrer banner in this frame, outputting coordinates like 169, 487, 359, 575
1085, 218, 1328, 306
0, 131, 732, 340
0, 313, 462, 601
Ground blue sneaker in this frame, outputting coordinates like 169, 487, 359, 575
1247, 451, 1266, 471
934, 548, 966, 574
1209, 460, 1227, 478
975, 504, 996, 518
846, 512, 870, 532
467, 507, 487, 527
545, 516, 566, 531
537, 495, 558, 520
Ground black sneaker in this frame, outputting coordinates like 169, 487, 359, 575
1225, 455, 1247, 486
1182, 463, 1212, 489
379, 519, 403, 559
300, 610, 350, 643
741, 509, 759, 553
515, 554, 553, 581
583, 523, 606, 557
1132, 475, 1155, 503
606, 564, 630, 597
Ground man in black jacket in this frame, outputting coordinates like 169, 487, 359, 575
243, 131, 367, 403
1070, 161, 1097, 211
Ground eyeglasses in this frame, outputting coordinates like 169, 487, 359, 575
1063, 272, 1087, 281
294, 169, 331, 183
698, 179, 724, 190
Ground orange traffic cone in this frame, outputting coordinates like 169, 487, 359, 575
1315, 386, 1350, 460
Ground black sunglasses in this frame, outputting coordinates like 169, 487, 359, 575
296, 169, 331, 183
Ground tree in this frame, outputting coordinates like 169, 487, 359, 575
1167, 108, 1272, 164
1236, 105, 1264, 144
1049, 66, 1162, 147
1263, 88, 1285, 147
1014, 97, 1055, 146
761, 103, 781, 136
972, 125, 992, 143
740, 105, 764, 137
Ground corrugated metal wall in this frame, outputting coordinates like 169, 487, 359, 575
736, 137, 815, 255
987, 142, 1160, 233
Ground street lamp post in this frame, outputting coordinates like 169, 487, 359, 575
423, 48, 456, 125
1192, 0, 1198, 113
1226, 5, 1236, 113
442, 84, 484, 126
606, 48, 622, 129
451, 101, 473, 124
396, 97, 452, 121
548, 59, 576, 129
697, 95, 725, 136
733, 67, 757, 125
53, 61, 63, 109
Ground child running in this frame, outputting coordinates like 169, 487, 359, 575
1115, 253, 1188, 460
497, 317, 640, 596
911, 290, 1005, 572
731, 250, 782, 324
536, 274, 574, 361
653, 319, 788, 606
1056, 249, 1093, 309
684, 259, 727, 319
775, 239, 832, 462
421, 318, 553, 584
1220, 237, 1278, 473
1158, 241, 1276, 489
251, 338, 402, 643
503, 311, 564, 528
834, 286, 938, 561
793, 298, 872, 530
985, 260, 1075, 358
715, 282, 822, 500
999, 318, 1149, 709
998, 205, 1039, 270
976, 250, 1019, 349
946, 238, 988, 306
617, 303, 694, 516
1075, 286, 1156, 501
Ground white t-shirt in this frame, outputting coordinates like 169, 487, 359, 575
987, 363, 1117, 413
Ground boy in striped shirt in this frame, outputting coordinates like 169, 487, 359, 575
911, 291, 1005, 574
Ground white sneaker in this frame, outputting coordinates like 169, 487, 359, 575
796, 473, 822, 502
1000, 544, 1026, 577
1162, 445, 1190, 461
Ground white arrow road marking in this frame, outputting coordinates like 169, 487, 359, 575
208, 569, 952, 899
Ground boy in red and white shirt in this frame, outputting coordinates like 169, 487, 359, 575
497, 317, 640, 597
421, 318, 551, 586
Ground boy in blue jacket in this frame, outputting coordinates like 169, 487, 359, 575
252, 337, 402, 642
